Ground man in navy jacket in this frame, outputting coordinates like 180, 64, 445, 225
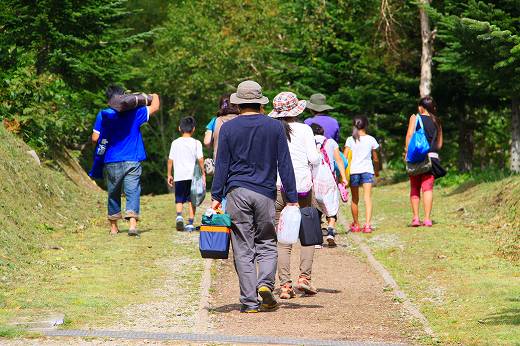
212, 80, 298, 313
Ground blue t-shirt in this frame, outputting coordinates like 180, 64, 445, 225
92, 106, 149, 163
206, 117, 217, 131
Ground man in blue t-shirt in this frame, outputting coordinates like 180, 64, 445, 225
91, 85, 160, 236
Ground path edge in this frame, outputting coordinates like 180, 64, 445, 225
194, 258, 212, 333
347, 232, 436, 338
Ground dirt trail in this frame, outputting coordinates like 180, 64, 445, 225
210, 233, 419, 344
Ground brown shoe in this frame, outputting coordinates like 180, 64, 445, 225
279, 283, 296, 299
296, 276, 317, 295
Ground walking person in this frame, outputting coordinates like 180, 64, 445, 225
269, 92, 321, 298
203, 117, 217, 148
211, 94, 240, 159
405, 96, 443, 227
91, 85, 160, 236
167, 116, 205, 232
304, 93, 340, 143
310, 123, 347, 246
211, 81, 298, 313
343, 116, 380, 233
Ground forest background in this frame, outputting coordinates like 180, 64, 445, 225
1, 0, 519, 194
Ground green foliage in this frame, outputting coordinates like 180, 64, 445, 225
1, 0, 519, 191
0, 0, 151, 156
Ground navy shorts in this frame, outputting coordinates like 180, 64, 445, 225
175, 180, 192, 203
350, 173, 374, 187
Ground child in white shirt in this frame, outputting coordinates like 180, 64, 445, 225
167, 116, 205, 232
344, 116, 379, 233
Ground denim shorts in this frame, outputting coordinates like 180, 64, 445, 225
350, 173, 374, 187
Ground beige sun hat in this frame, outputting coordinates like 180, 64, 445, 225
230, 80, 269, 105
306, 93, 334, 112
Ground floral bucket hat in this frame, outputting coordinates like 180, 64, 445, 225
268, 92, 306, 118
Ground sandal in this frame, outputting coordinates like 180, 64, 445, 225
279, 283, 296, 299
350, 222, 361, 233
422, 219, 433, 227
362, 224, 374, 233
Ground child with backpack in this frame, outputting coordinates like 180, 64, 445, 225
343, 116, 379, 233
310, 123, 347, 247
167, 116, 205, 232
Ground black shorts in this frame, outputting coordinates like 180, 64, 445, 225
175, 180, 192, 203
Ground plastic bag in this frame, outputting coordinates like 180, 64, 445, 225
406, 115, 430, 163
277, 206, 301, 245
191, 163, 206, 207
313, 162, 339, 217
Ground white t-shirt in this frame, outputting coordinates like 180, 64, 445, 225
344, 135, 379, 174
169, 137, 203, 181
314, 135, 338, 172
277, 123, 321, 192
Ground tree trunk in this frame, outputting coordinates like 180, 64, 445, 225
511, 98, 520, 173
457, 108, 474, 172
419, 0, 433, 97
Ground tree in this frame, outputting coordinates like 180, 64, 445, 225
419, 0, 434, 97
434, 1, 520, 172
0, 0, 151, 155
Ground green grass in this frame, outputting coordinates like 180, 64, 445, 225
349, 178, 520, 345
0, 194, 205, 332
0, 127, 205, 334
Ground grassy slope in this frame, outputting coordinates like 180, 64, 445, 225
359, 178, 520, 345
0, 127, 204, 335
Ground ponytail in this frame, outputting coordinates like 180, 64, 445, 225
418, 96, 441, 131
352, 116, 368, 142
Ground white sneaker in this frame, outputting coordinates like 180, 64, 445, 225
176, 216, 184, 231
315, 244, 323, 249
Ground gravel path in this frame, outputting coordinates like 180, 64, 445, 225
210, 234, 421, 344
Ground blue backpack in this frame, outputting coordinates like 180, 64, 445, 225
406, 115, 430, 163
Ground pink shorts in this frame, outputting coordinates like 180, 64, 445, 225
410, 173, 435, 199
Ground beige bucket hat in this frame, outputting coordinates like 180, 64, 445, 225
230, 80, 269, 105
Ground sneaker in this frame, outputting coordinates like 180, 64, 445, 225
176, 216, 184, 231
185, 224, 195, 232
422, 219, 433, 227
326, 234, 336, 247
350, 222, 361, 233
296, 276, 317, 295
128, 228, 139, 237
411, 218, 421, 227
362, 224, 374, 233
258, 286, 278, 310
279, 283, 296, 300
240, 305, 259, 313
315, 244, 323, 249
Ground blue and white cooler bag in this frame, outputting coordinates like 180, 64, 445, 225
199, 212, 231, 259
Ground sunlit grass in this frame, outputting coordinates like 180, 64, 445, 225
351, 178, 520, 345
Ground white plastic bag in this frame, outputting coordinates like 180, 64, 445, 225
191, 163, 206, 207
277, 206, 301, 245
312, 162, 339, 217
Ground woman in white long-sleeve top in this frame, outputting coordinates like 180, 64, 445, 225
269, 92, 322, 299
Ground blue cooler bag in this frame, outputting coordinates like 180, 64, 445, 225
199, 213, 232, 259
